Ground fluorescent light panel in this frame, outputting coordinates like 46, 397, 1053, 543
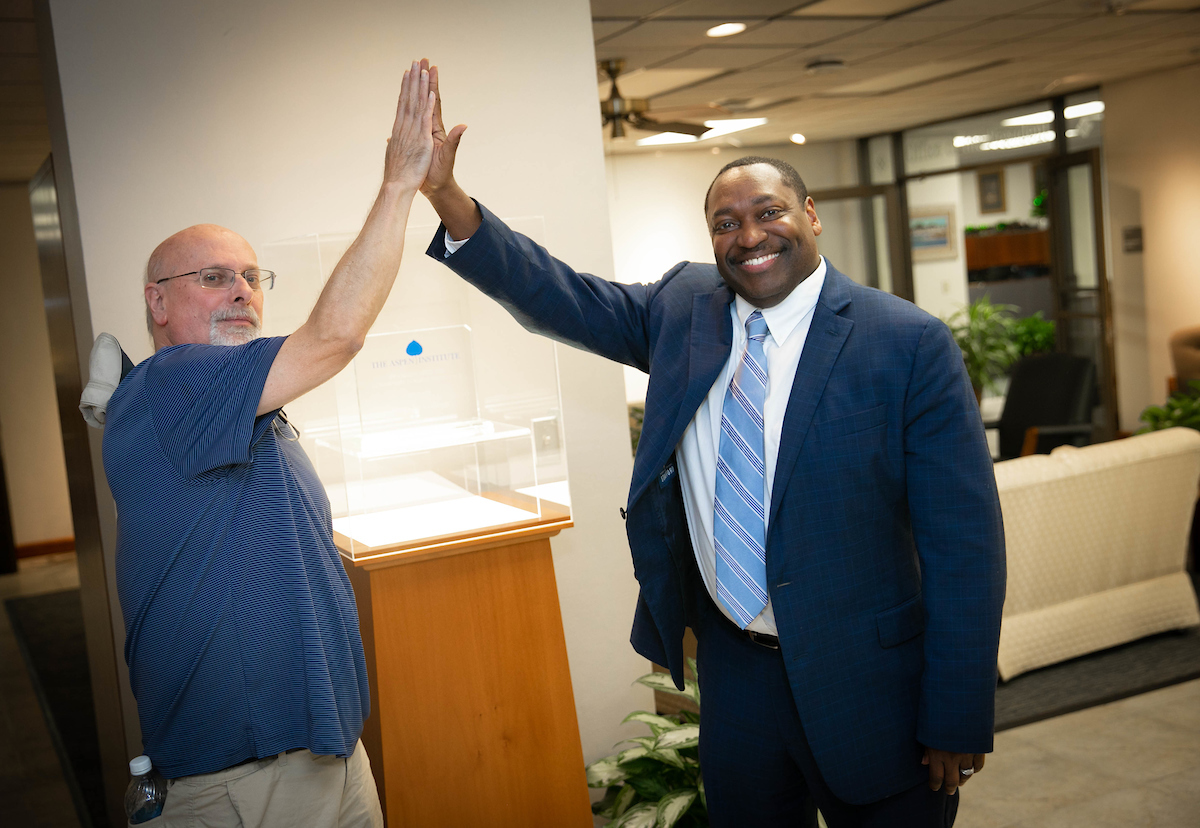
1001, 101, 1104, 127
635, 118, 767, 147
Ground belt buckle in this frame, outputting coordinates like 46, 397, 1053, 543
747, 630, 780, 649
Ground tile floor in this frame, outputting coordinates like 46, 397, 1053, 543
2, 553, 1198, 827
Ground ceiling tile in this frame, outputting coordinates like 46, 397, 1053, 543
593, 20, 638, 40
790, 0, 932, 17
1018, 0, 1107, 16
943, 15, 1088, 41
591, 0, 680, 17
1055, 13, 1173, 38
593, 46, 697, 72
657, 45, 799, 69
660, 0, 808, 17
602, 66, 727, 97
830, 18, 982, 44
716, 18, 879, 46
901, 0, 1045, 20
597, 19, 733, 49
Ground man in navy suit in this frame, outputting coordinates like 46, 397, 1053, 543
419, 69, 1004, 827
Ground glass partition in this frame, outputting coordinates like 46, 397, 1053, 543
263, 220, 570, 561
902, 100, 1055, 176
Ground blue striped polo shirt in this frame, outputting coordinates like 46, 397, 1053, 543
104, 336, 369, 778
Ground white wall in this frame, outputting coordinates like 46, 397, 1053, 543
605, 140, 859, 402
48, 0, 651, 767
907, 172, 970, 323
0, 184, 73, 546
958, 162, 1037, 230
1103, 62, 1200, 430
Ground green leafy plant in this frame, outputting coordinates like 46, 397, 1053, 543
587, 660, 707, 827
1138, 381, 1200, 433
945, 298, 1020, 399
629, 403, 645, 456
1010, 312, 1056, 357
1031, 188, 1049, 218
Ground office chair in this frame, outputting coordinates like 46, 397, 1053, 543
986, 353, 1097, 461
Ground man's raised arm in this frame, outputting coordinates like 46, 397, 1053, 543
257, 59, 435, 415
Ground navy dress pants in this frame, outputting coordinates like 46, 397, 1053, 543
695, 601, 959, 828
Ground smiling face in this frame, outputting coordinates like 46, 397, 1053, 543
706, 163, 822, 308
144, 224, 264, 350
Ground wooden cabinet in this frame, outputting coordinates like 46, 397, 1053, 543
965, 229, 1050, 271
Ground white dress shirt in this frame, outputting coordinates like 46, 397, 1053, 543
677, 258, 827, 635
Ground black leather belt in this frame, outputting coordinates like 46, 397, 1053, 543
747, 630, 781, 649
225, 747, 305, 771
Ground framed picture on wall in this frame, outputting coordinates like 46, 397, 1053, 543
909, 206, 957, 262
977, 169, 1006, 213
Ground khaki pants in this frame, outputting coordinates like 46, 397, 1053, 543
136, 740, 384, 828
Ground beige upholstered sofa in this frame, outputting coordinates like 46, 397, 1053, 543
994, 427, 1200, 681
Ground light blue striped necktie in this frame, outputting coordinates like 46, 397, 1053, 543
714, 310, 770, 628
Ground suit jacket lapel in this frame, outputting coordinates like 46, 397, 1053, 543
630, 286, 733, 506
768, 268, 854, 531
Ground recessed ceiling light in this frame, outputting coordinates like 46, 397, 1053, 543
805, 58, 845, 75
706, 22, 746, 38
790, 133, 806, 144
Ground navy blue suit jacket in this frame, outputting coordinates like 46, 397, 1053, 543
428, 204, 1006, 804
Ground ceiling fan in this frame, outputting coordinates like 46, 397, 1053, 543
599, 59, 709, 140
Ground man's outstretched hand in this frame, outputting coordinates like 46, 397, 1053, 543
420, 62, 467, 200
416, 62, 481, 241
923, 747, 985, 797
383, 59, 436, 193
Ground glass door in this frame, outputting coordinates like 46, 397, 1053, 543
1042, 148, 1118, 438
808, 185, 910, 300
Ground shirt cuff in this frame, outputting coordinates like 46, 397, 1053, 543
443, 231, 469, 258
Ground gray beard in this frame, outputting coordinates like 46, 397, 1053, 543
209, 307, 262, 346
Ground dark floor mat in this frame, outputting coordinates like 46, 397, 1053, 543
6, 589, 105, 828
994, 572, 1200, 730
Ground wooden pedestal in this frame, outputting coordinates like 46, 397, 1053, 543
341, 519, 592, 827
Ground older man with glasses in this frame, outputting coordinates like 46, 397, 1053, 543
100, 60, 437, 828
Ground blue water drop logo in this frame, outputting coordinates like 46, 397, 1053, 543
406, 340, 423, 356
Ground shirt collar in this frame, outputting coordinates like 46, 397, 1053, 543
734, 256, 827, 347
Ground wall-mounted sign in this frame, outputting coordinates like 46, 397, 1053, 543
1122, 226, 1143, 253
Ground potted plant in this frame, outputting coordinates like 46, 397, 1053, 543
1010, 312, 1056, 358
945, 297, 1020, 402
1138, 382, 1200, 433
587, 661, 706, 827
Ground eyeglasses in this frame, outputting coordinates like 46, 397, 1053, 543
155, 267, 276, 291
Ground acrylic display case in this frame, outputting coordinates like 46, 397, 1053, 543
262, 219, 571, 562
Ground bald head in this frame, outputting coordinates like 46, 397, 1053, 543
145, 224, 252, 288
144, 224, 264, 350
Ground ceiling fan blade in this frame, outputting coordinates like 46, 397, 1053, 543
633, 117, 709, 137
